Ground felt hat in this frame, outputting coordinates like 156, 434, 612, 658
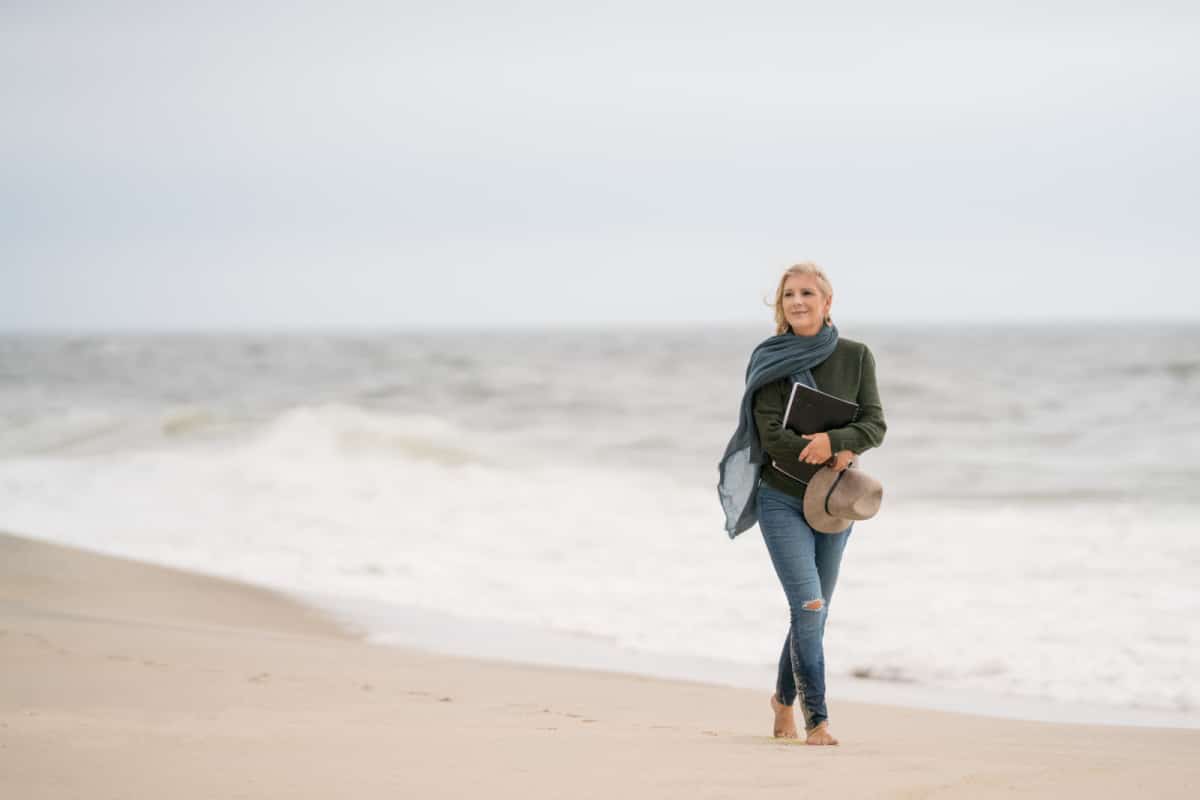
803, 460, 884, 533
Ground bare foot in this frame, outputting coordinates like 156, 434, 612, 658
769, 693, 798, 738
805, 721, 839, 746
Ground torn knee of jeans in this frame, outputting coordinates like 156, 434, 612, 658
802, 598, 824, 611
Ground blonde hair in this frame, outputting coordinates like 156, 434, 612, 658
767, 262, 834, 334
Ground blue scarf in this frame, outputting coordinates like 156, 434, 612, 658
717, 323, 840, 539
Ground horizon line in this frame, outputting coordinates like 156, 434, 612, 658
1, 316, 1198, 336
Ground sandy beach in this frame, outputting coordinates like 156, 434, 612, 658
2, 530, 1197, 799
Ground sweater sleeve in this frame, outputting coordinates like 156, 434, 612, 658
825, 345, 887, 455
752, 379, 817, 465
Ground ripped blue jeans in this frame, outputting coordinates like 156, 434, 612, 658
756, 481, 853, 732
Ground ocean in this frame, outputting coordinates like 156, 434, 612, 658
2, 323, 1198, 727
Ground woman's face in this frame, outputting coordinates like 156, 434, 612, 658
781, 273, 831, 336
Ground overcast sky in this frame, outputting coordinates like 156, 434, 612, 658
3, 1, 1198, 330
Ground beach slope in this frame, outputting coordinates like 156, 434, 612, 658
1, 530, 1196, 799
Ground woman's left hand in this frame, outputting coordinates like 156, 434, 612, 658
798, 432, 832, 465
830, 450, 855, 472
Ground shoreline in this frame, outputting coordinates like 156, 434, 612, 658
296, 585, 1200, 731
7, 526, 1198, 731
4, 529, 1199, 798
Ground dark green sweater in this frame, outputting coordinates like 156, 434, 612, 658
753, 335, 887, 500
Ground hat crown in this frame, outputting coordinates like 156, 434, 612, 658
828, 472, 883, 519
802, 462, 884, 533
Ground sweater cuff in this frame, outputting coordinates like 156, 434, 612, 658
826, 429, 857, 454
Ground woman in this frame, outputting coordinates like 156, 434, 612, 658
716, 261, 886, 745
